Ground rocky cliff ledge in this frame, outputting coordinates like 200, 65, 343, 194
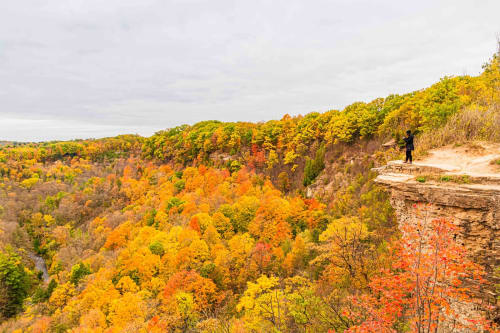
374, 144, 500, 322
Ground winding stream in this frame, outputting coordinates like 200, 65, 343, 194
28, 252, 49, 283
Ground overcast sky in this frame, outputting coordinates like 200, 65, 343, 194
1, 0, 499, 141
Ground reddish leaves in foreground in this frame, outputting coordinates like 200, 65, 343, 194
344, 216, 495, 333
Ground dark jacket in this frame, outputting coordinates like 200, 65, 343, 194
403, 135, 414, 151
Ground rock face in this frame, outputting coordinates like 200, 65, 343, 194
374, 160, 500, 322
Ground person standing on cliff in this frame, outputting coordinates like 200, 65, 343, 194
403, 130, 414, 164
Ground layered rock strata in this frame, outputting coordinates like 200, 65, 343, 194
374, 160, 500, 323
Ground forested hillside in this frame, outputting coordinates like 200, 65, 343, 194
0, 54, 498, 332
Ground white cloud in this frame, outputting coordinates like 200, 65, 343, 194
0, 0, 499, 141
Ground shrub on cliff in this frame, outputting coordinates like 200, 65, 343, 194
303, 143, 326, 186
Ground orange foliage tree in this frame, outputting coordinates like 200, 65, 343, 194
345, 216, 494, 333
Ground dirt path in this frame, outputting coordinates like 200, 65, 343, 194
414, 142, 500, 177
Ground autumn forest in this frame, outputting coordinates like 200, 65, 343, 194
0, 54, 499, 332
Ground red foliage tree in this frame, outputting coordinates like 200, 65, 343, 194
250, 242, 272, 275
344, 217, 494, 333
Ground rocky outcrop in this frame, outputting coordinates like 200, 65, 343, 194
374, 160, 500, 322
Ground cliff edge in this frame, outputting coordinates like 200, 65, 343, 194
374, 142, 500, 321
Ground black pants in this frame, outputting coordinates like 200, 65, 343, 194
405, 150, 412, 163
